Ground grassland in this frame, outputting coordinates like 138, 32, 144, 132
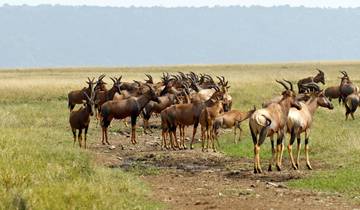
0, 61, 360, 208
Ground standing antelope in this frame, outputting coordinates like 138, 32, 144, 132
100, 85, 160, 146
94, 76, 122, 117
249, 80, 302, 173
286, 90, 333, 170
69, 92, 94, 149
297, 69, 325, 93
344, 93, 360, 120
68, 77, 95, 111
213, 106, 256, 144
339, 71, 359, 103
199, 100, 224, 152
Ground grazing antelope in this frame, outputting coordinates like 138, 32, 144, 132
297, 69, 325, 93
249, 80, 302, 173
69, 92, 94, 149
213, 106, 256, 144
286, 89, 334, 170
68, 77, 95, 111
199, 100, 224, 152
345, 93, 360, 120
100, 85, 160, 146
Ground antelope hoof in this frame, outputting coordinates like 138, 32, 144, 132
292, 164, 298, 170
102, 142, 106, 145
307, 163, 313, 170
202, 148, 206, 152
268, 165, 272, 172
190, 145, 194, 150
276, 165, 282, 171
183, 145, 187, 150
295, 163, 299, 169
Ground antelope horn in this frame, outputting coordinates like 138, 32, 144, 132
110, 77, 116, 83
340, 71, 347, 76
283, 79, 293, 91
316, 68, 324, 74
118, 76, 122, 82
98, 74, 106, 80
302, 82, 320, 92
276, 80, 289, 90
221, 76, 226, 84
145, 74, 153, 81
216, 76, 223, 84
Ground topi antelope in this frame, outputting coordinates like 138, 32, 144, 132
297, 69, 325, 93
68, 77, 95, 111
69, 92, 94, 149
286, 89, 333, 170
249, 80, 302, 173
100, 84, 160, 146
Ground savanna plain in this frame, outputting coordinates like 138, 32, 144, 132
1, 62, 360, 209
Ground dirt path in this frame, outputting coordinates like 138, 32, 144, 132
90, 124, 359, 210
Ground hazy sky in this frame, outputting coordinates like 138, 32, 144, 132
1, 0, 360, 8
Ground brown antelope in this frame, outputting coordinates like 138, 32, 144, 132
94, 76, 122, 116
249, 80, 302, 173
161, 90, 224, 150
68, 77, 95, 111
217, 76, 232, 110
94, 74, 107, 91
339, 71, 359, 103
142, 84, 180, 134
286, 89, 333, 170
345, 93, 360, 120
213, 106, 256, 144
324, 86, 341, 103
199, 100, 224, 152
100, 84, 160, 146
297, 69, 325, 93
69, 92, 94, 149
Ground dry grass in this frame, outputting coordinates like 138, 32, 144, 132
1, 61, 360, 207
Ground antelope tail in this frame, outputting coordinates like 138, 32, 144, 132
261, 114, 272, 127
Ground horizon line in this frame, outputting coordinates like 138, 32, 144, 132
1, 4, 360, 9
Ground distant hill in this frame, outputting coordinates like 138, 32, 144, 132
1, 5, 360, 68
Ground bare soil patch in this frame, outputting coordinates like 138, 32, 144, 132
89, 123, 359, 210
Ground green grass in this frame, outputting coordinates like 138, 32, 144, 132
0, 100, 161, 209
1, 62, 360, 207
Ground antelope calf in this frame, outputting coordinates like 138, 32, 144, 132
69, 92, 94, 149
213, 106, 256, 144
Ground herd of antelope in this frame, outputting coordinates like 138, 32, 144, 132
68, 69, 359, 173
